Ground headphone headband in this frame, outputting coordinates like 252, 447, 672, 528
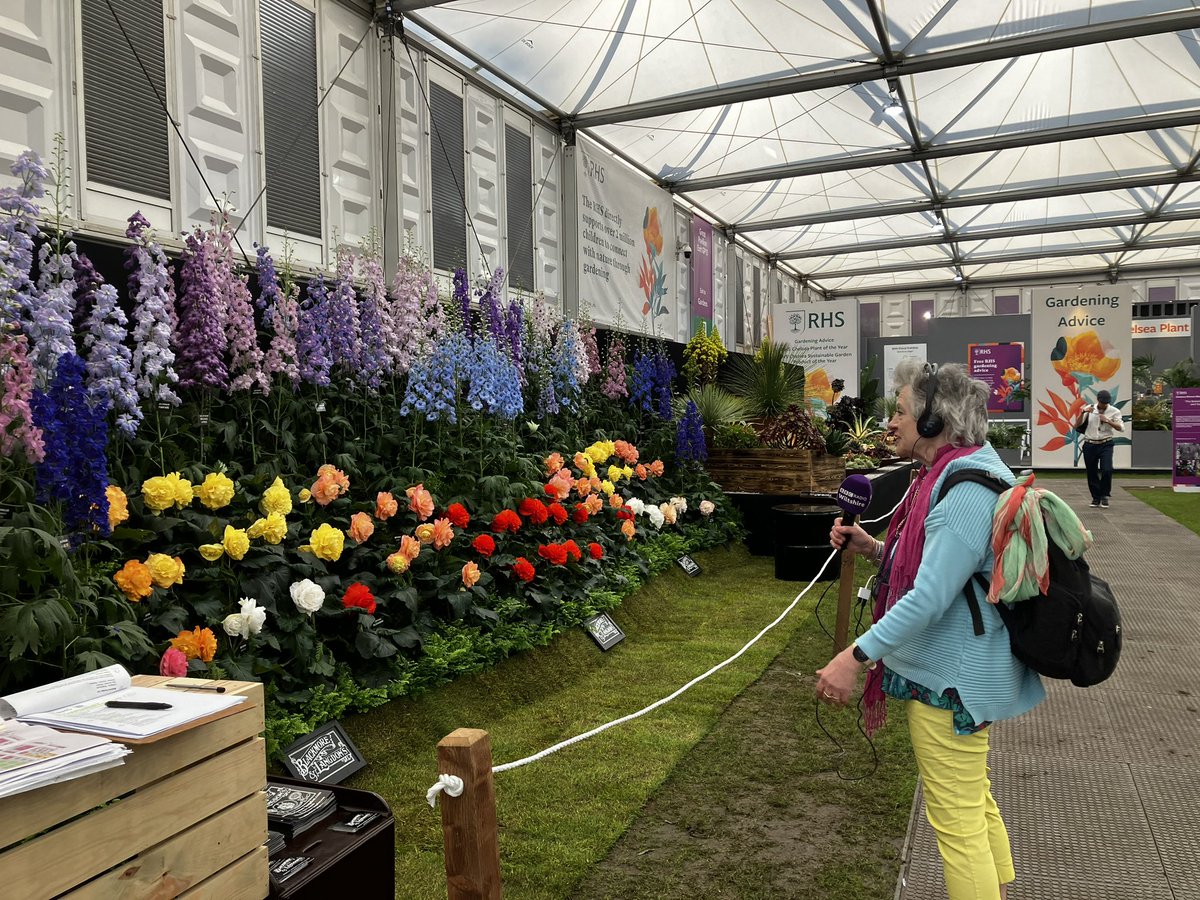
916, 364, 944, 438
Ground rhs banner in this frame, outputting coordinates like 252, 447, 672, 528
1173, 388, 1200, 492
969, 342, 1025, 413
770, 299, 859, 418
576, 134, 675, 336
690, 214, 713, 328
1030, 283, 1132, 469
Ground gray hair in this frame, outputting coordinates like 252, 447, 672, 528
892, 359, 989, 447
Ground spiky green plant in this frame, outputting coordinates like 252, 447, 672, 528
723, 340, 806, 420
672, 383, 747, 431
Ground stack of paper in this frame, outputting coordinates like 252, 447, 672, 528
0, 721, 130, 799
266, 783, 338, 837
1, 665, 245, 740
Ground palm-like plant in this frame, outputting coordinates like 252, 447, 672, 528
847, 413, 882, 445
723, 340, 806, 420
672, 383, 747, 431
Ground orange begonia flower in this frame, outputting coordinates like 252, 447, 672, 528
114, 559, 154, 602
621, 519, 636, 541
406, 484, 435, 521
171, 626, 217, 663
1051, 330, 1121, 383
375, 491, 399, 521
348, 512, 375, 544
431, 517, 455, 550
461, 561, 481, 588
399, 534, 422, 561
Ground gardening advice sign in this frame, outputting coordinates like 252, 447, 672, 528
770, 300, 859, 417
1030, 284, 1132, 469
575, 135, 675, 336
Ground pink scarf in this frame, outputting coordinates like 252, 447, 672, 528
862, 443, 981, 735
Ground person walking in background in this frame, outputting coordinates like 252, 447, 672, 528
817, 360, 1044, 900
1077, 389, 1124, 508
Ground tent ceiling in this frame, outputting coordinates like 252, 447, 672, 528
407, 1, 1200, 295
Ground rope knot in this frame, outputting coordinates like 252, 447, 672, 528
426, 773, 465, 808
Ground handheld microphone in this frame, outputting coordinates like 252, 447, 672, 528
836, 474, 873, 519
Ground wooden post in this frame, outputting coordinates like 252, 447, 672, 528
833, 514, 858, 652
438, 728, 501, 900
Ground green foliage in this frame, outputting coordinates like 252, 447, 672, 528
986, 422, 1026, 449
1132, 397, 1172, 430
822, 425, 850, 457
722, 340, 806, 420
672, 383, 745, 431
757, 405, 827, 451
681, 321, 727, 387
711, 422, 761, 450
858, 355, 881, 412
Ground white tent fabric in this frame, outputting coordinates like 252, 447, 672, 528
408, 0, 1200, 294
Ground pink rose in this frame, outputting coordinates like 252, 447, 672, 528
159, 646, 188, 677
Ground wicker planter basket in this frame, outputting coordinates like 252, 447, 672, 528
705, 448, 845, 494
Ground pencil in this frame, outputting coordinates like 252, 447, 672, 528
163, 682, 227, 693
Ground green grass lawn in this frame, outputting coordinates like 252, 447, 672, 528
339, 543, 913, 899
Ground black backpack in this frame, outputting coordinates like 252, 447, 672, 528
936, 469, 1122, 687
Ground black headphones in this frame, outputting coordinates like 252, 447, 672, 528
916, 365, 945, 438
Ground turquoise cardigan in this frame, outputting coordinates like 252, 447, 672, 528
854, 443, 1046, 725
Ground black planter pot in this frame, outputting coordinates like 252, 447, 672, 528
772, 501, 843, 582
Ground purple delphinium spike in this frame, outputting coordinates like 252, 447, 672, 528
176, 226, 229, 390
126, 212, 180, 406
453, 268, 471, 336
297, 276, 332, 387
78, 253, 140, 437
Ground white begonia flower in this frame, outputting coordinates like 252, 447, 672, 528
222, 613, 246, 638
646, 504, 665, 529
625, 497, 646, 516
699, 499, 715, 516
290, 579, 325, 615
670, 496, 688, 514
239, 596, 267, 635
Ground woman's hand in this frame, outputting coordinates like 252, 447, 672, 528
830, 517, 876, 556
815, 647, 863, 707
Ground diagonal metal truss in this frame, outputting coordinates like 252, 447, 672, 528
567, 10, 1200, 129
738, 169, 1200, 232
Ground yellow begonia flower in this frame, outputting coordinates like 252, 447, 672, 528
196, 472, 235, 510
260, 477, 293, 517
622, 465, 634, 480
587, 444, 609, 465
166, 472, 194, 507
580, 458, 596, 478
222, 525, 250, 561
607, 464, 624, 483
145, 553, 185, 589
247, 512, 288, 545
303, 523, 344, 561
141, 476, 177, 512
601, 480, 615, 496
199, 543, 225, 561
298, 488, 312, 503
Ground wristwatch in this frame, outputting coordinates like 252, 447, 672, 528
851, 643, 872, 665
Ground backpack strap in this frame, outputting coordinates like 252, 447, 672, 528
934, 468, 1010, 637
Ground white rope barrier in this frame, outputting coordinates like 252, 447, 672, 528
427, 490, 911, 795
426, 773, 464, 808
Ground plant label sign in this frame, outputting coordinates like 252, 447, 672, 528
282, 720, 366, 784
676, 554, 702, 577
583, 613, 625, 651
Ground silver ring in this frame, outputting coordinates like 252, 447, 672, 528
822, 690, 833, 698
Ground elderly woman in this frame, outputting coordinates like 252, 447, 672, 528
817, 360, 1044, 900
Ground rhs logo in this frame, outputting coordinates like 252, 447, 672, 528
788, 310, 845, 333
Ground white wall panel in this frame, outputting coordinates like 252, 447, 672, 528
965, 289, 992, 315
712, 230, 728, 348
934, 293, 962, 318
673, 205, 690, 342
465, 85, 500, 281
320, 1, 377, 252
881, 297, 910, 336
533, 124, 560, 304
738, 247, 754, 351
393, 45, 426, 256
173, 0, 259, 235
0, 0, 69, 195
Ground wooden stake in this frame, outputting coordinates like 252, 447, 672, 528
438, 728, 501, 900
833, 514, 858, 653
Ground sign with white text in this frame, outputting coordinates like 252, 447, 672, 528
1173, 388, 1200, 492
576, 135, 675, 336
1030, 284, 1132, 469
281, 720, 366, 784
771, 299, 860, 418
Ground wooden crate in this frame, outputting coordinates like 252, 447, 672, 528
0, 676, 268, 900
705, 448, 846, 494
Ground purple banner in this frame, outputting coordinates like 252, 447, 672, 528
1173, 388, 1200, 491
690, 215, 713, 323
969, 342, 1025, 413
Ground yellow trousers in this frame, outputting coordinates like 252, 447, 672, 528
906, 701, 1015, 900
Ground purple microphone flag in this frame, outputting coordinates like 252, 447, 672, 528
837, 474, 873, 518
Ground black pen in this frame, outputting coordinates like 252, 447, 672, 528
105, 701, 172, 710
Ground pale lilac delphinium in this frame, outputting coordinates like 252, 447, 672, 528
387, 253, 426, 375
212, 218, 265, 394
258, 244, 299, 386
354, 246, 389, 392
29, 236, 78, 387
77, 253, 140, 437
0, 151, 48, 329
328, 247, 361, 380
125, 212, 180, 406
176, 225, 229, 390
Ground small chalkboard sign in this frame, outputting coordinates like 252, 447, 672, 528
281, 720, 366, 784
582, 613, 625, 650
676, 554, 702, 577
